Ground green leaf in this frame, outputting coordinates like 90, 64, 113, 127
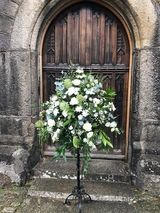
63, 119, 71, 127
73, 136, 80, 148
105, 88, 116, 98
99, 131, 113, 148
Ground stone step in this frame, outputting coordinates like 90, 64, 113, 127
28, 178, 135, 203
18, 196, 136, 213
33, 157, 131, 183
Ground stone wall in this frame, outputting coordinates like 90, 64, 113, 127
0, 0, 159, 192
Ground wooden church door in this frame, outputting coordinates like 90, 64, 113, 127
42, 2, 130, 159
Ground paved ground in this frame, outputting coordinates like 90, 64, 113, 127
0, 177, 160, 213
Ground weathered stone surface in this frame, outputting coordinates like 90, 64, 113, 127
0, 34, 10, 51
0, 15, 14, 34
0, 173, 11, 187
0, 0, 18, 18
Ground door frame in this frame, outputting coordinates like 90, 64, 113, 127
38, 0, 134, 160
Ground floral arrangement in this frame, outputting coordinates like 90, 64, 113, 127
35, 66, 119, 173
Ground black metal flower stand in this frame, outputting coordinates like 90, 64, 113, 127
64, 148, 92, 212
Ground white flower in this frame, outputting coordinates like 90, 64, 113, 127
89, 97, 93, 101
54, 101, 59, 107
94, 113, 98, 118
73, 79, 81, 86
46, 109, 52, 115
53, 108, 59, 116
76, 68, 84, 74
75, 106, 82, 112
83, 122, 92, 132
70, 97, 79, 105
62, 111, 67, 117
83, 138, 88, 143
50, 95, 57, 102
110, 121, 117, 128
82, 110, 88, 117
69, 126, 73, 130
71, 130, 75, 134
78, 121, 84, 126
87, 132, 93, 139
93, 98, 101, 105
48, 119, 55, 127
78, 114, 83, 120
67, 87, 79, 96
105, 122, 111, 127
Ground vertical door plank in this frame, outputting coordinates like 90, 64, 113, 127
55, 22, 61, 64
92, 13, 98, 64
105, 18, 110, 64
99, 13, 105, 65
79, 8, 86, 65
86, 8, 92, 65
62, 20, 67, 63
111, 21, 117, 65
74, 12, 79, 64
67, 12, 72, 64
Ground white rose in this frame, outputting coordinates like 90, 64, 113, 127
73, 79, 81, 86
75, 106, 82, 112
48, 119, 55, 127
87, 132, 93, 138
83, 122, 92, 132
70, 97, 79, 105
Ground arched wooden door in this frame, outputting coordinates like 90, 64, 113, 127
42, 2, 130, 158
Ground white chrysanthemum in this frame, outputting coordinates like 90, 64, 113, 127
73, 79, 81, 86
48, 119, 55, 127
75, 106, 82, 112
53, 108, 59, 116
83, 122, 92, 132
70, 97, 79, 105
67, 87, 79, 96
87, 132, 93, 139
62, 111, 67, 117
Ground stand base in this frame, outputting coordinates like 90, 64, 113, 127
64, 185, 92, 205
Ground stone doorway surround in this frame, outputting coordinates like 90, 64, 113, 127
0, 0, 160, 193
